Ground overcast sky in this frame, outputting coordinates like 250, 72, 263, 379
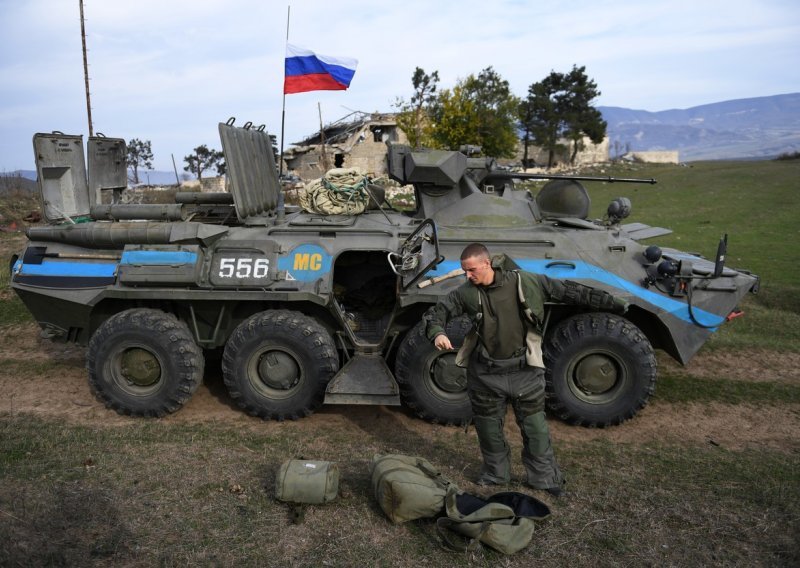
1, 0, 798, 172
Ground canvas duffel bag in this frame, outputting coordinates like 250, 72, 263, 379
437, 486, 551, 555
370, 454, 455, 524
275, 459, 339, 505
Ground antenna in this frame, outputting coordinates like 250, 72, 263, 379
79, 0, 94, 136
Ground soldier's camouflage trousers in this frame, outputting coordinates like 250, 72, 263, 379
467, 350, 563, 490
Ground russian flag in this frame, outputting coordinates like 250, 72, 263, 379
284, 44, 358, 95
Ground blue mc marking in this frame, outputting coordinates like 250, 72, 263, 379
277, 244, 333, 282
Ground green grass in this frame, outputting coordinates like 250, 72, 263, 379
0, 233, 32, 325
703, 294, 800, 352
655, 372, 800, 405
583, 160, 800, 289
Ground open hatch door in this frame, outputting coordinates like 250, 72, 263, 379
389, 219, 442, 289
33, 132, 91, 223
87, 135, 127, 204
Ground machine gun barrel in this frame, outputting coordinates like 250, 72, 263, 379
485, 171, 657, 184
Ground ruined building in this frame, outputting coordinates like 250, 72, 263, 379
282, 112, 408, 180
283, 112, 621, 181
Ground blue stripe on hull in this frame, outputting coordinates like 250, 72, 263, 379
14, 250, 197, 281
426, 258, 723, 328
120, 251, 197, 265
17, 260, 117, 278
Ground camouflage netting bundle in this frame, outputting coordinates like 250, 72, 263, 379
299, 168, 370, 215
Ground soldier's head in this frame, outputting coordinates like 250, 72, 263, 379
460, 243, 494, 287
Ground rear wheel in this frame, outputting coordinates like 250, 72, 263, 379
395, 316, 472, 425
544, 313, 656, 427
221, 310, 338, 420
87, 308, 204, 417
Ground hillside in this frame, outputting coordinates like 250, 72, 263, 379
599, 93, 800, 161
0, 173, 37, 194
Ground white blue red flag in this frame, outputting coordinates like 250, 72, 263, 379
284, 44, 358, 94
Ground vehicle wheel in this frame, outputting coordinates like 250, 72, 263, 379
87, 308, 204, 417
544, 313, 656, 427
221, 310, 338, 420
395, 316, 472, 425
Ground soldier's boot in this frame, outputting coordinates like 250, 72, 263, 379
472, 414, 511, 485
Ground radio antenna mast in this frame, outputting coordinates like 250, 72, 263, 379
79, 0, 94, 136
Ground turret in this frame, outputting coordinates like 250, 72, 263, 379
385, 143, 656, 227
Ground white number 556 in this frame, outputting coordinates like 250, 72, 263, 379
218, 257, 269, 279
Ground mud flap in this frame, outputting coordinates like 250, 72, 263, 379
324, 354, 401, 406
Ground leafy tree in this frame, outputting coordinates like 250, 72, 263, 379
183, 145, 225, 181
561, 66, 606, 165
461, 67, 520, 157
519, 74, 564, 168
394, 67, 440, 149
519, 65, 606, 167
430, 67, 519, 157
126, 138, 153, 184
429, 84, 481, 150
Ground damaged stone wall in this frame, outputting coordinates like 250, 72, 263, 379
343, 122, 408, 176
515, 136, 610, 167
623, 151, 680, 164
283, 118, 407, 181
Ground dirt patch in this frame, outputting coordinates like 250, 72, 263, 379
2, 323, 798, 453
549, 402, 800, 452
660, 349, 800, 383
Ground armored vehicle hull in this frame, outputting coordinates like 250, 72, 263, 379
10, 122, 759, 426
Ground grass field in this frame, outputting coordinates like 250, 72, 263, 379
1, 159, 798, 566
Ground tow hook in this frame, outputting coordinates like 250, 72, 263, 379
725, 309, 745, 322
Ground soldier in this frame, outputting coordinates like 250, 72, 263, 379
423, 243, 628, 497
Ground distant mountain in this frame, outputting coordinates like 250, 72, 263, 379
599, 93, 800, 161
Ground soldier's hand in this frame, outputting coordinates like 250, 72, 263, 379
614, 297, 630, 314
434, 334, 453, 350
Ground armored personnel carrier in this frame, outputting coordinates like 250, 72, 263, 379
10, 120, 759, 426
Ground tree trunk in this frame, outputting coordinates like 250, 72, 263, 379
522, 134, 530, 167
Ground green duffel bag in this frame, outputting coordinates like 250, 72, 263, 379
437, 486, 551, 555
275, 460, 339, 505
371, 454, 455, 524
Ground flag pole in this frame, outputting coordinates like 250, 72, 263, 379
279, 5, 290, 178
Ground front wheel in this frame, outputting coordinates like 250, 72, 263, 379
87, 308, 204, 417
221, 310, 338, 420
395, 317, 472, 425
544, 313, 656, 427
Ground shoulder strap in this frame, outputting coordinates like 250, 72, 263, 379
514, 271, 535, 324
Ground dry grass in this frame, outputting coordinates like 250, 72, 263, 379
1, 374, 798, 567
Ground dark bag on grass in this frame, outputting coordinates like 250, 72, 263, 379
370, 454, 455, 523
437, 486, 551, 555
275, 459, 339, 505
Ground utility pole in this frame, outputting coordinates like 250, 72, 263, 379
79, 0, 94, 136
